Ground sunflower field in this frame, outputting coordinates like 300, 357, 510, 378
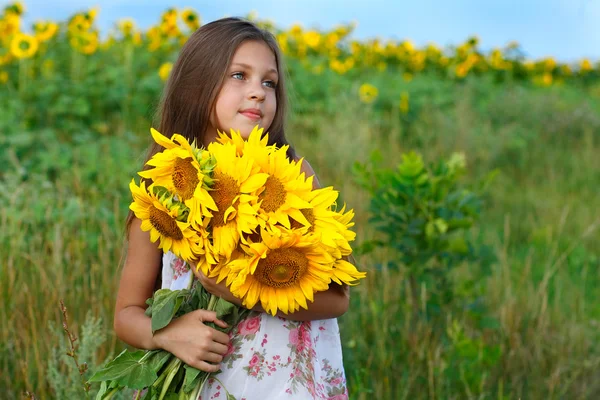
1, 1, 600, 399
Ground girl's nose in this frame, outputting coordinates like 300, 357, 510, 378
248, 81, 266, 101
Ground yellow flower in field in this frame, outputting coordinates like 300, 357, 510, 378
206, 139, 268, 261
6, 1, 25, 16
158, 62, 173, 81
541, 72, 553, 86
0, 70, 8, 84
139, 128, 218, 228
402, 72, 413, 82
455, 62, 469, 78
399, 91, 410, 114
10, 33, 38, 59
580, 58, 593, 72
181, 8, 200, 30
0, 12, 20, 37
227, 229, 334, 315
33, 21, 59, 42
160, 21, 180, 38
118, 18, 135, 36
303, 30, 321, 49
289, 23, 303, 37
329, 58, 348, 75
161, 8, 178, 25
359, 83, 378, 104
544, 57, 556, 71
86, 7, 99, 23
133, 32, 142, 46
70, 31, 99, 55
129, 179, 203, 262
69, 14, 91, 34
276, 33, 288, 54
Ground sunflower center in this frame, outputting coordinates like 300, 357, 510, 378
255, 248, 308, 288
290, 208, 315, 231
259, 176, 287, 213
149, 205, 184, 240
211, 171, 240, 227
172, 157, 199, 200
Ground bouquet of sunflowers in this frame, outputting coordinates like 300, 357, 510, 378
89, 126, 366, 399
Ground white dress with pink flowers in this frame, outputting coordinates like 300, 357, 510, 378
161, 250, 349, 400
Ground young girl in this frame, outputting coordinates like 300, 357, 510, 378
114, 17, 350, 400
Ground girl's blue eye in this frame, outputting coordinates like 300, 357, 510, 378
232, 72, 244, 80
263, 80, 277, 89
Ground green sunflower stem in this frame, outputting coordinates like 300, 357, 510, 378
188, 374, 210, 400
207, 293, 218, 311
158, 358, 182, 400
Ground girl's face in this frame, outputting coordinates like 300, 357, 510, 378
207, 40, 278, 143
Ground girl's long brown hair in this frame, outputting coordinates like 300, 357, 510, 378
125, 17, 294, 236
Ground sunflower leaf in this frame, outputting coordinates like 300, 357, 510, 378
151, 289, 189, 333
88, 350, 157, 389
182, 364, 206, 393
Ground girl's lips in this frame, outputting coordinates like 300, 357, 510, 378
240, 111, 261, 120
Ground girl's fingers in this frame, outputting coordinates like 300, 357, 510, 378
195, 360, 221, 373
211, 329, 230, 345
210, 342, 228, 356
203, 351, 224, 364
213, 318, 229, 329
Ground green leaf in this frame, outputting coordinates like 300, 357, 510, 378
182, 364, 205, 393
88, 350, 158, 390
226, 393, 237, 400
95, 381, 108, 400
148, 350, 172, 373
215, 298, 236, 319
151, 289, 189, 333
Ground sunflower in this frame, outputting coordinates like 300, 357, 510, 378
241, 129, 313, 230
33, 21, 58, 42
216, 125, 271, 156
138, 128, 217, 229
227, 229, 334, 315
70, 31, 99, 55
359, 83, 378, 104
118, 18, 135, 37
331, 256, 366, 287
158, 62, 172, 81
287, 186, 354, 258
129, 179, 203, 262
206, 140, 268, 262
181, 8, 200, 30
10, 33, 38, 59
331, 203, 356, 256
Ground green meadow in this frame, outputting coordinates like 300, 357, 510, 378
1, 6, 600, 399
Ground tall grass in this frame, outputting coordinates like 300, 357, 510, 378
1, 78, 599, 399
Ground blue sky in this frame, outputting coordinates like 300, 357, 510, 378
7, 0, 600, 62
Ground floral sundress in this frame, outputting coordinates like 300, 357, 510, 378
161, 250, 349, 400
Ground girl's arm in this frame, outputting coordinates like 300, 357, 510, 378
114, 218, 230, 373
195, 270, 349, 321
113, 218, 164, 350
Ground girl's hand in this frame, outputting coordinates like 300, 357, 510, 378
153, 309, 230, 373
189, 263, 241, 305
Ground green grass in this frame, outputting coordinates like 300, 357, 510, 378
1, 76, 599, 399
